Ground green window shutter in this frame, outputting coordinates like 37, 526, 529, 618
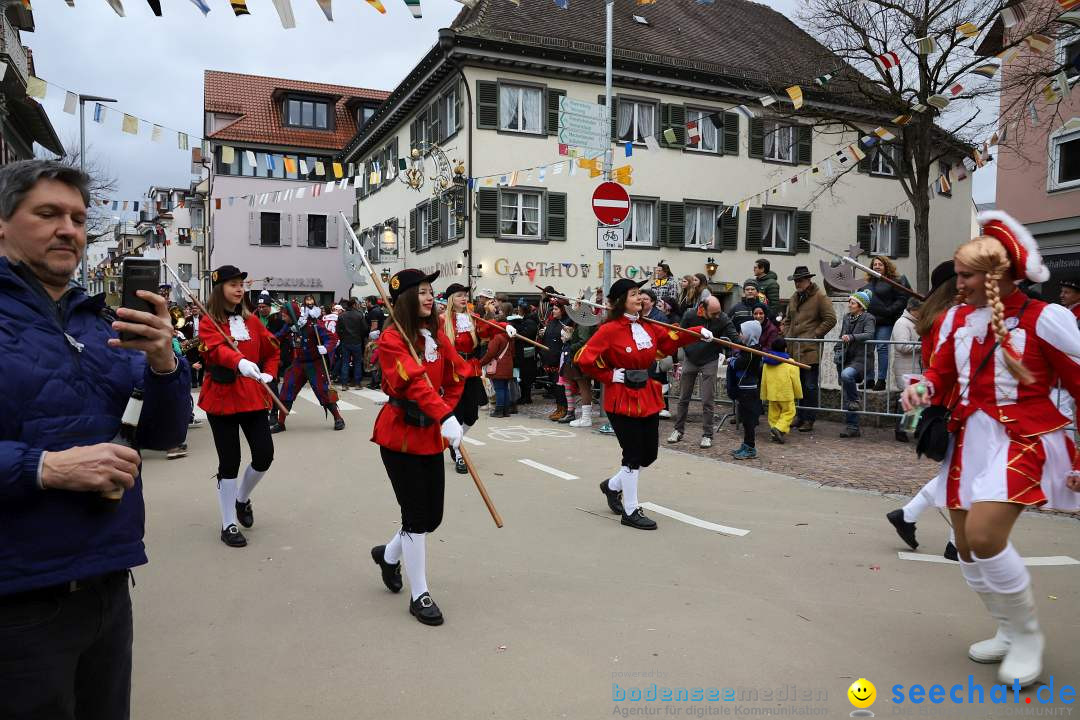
426, 103, 439, 149
795, 211, 812, 254
546, 191, 567, 241
720, 207, 738, 250
659, 201, 684, 246
409, 208, 418, 251
456, 82, 464, 132
475, 187, 498, 238
857, 215, 872, 253
409, 120, 417, 154
896, 219, 910, 258
476, 80, 498, 130
745, 207, 763, 251
722, 111, 739, 156
748, 118, 764, 159
659, 104, 686, 148
428, 199, 440, 246
454, 187, 466, 239
797, 125, 812, 165
546, 88, 565, 136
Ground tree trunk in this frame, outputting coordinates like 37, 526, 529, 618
911, 185, 931, 294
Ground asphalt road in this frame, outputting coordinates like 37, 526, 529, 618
131, 389, 1080, 719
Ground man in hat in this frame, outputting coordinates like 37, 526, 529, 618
255, 291, 273, 327
781, 266, 836, 433
271, 299, 346, 432
729, 279, 765, 329
1060, 279, 1080, 321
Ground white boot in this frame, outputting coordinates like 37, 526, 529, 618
569, 404, 593, 428
995, 587, 1044, 687
968, 592, 1010, 663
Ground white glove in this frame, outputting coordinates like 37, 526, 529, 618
699, 327, 714, 341
505, 324, 518, 338
318, 345, 328, 355
440, 416, 463, 448
612, 368, 626, 384
297, 314, 308, 328
258, 372, 274, 384
237, 359, 262, 380
307, 306, 322, 319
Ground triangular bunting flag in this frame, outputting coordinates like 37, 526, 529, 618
122, 114, 139, 135
270, 0, 296, 28
402, 0, 420, 16
785, 85, 804, 110
873, 51, 901, 72
315, 0, 332, 20
365, 0, 385, 11
230, 0, 249, 14
63, 92, 77, 114
26, 76, 46, 99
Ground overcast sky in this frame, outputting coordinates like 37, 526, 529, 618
26, 0, 991, 218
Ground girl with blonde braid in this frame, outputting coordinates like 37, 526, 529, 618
903, 211, 1080, 688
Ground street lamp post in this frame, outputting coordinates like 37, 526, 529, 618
78, 93, 117, 288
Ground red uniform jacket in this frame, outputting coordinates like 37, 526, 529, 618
198, 314, 280, 415
447, 313, 503, 376
576, 315, 701, 417
923, 290, 1080, 436
371, 326, 472, 455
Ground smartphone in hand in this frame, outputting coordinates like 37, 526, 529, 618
119, 259, 162, 341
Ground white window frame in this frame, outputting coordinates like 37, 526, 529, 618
619, 199, 657, 247
441, 87, 458, 141
499, 190, 542, 239
760, 208, 792, 253
498, 84, 544, 135
763, 122, 795, 163
870, 215, 897, 257
439, 200, 453, 244
871, 144, 897, 176
416, 204, 430, 250
684, 204, 717, 249
616, 99, 657, 145
1049, 124, 1080, 192
685, 108, 719, 153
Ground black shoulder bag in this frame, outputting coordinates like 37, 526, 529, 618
914, 300, 1029, 461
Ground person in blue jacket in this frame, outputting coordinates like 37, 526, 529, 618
0, 160, 190, 719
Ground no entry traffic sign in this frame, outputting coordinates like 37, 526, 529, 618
592, 181, 631, 226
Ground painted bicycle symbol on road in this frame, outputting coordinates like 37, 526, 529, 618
486, 425, 577, 443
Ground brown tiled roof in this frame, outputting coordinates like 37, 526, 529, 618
204, 70, 389, 152
450, 0, 843, 86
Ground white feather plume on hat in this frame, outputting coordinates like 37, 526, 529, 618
976, 210, 1049, 283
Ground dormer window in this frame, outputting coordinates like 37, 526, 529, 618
285, 96, 331, 130
358, 104, 376, 127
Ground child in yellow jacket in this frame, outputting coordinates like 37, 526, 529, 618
760, 337, 802, 443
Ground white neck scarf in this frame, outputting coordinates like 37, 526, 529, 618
454, 312, 474, 333
625, 313, 653, 350
419, 329, 440, 362
228, 315, 251, 342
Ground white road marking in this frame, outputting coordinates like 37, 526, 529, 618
640, 502, 750, 537
518, 459, 579, 480
350, 388, 388, 404
299, 388, 360, 410
461, 436, 486, 446
898, 552, 1079, 566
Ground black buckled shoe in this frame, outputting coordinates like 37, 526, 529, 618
621, 507, 658, 530
269, 422, 286, 434
409, 592, 444, 626
333, 418, 346, 431
886, 509, 919, 550
944, 541, 959, 561
371, 545, 403, 593
235, 499, 254, 529
220, 524, 247, 548
455, 456, 468, 474
599, 480, 624, 515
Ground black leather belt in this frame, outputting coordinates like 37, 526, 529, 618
460, 348, 484, 360
0, 570, 127, 605
623, 369, 649, 389
387, 396, 435, 427
208, 364, 237, 383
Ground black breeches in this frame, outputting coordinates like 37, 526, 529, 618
381, 447, 446, 533
207, 410, 275, 478
608, 413, 660, 469
454, 377, 482, 426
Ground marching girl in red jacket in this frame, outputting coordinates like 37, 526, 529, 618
902, 211, 1080, 687
576, 279, 709, 530
369, 270, 472, 626
440, 283, 516, 474
197, 265, 280, 548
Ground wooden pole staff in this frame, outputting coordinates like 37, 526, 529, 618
162, 263, 290, 416
640, 316, 811, 370
469, 313, 550, 352
340, 214, 503, 529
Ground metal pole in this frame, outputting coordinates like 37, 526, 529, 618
602, 0, 613, 297
79, 99, 87, 288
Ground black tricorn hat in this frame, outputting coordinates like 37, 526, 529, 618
787, 265, 815, 281
389, 268, 440, 302
1061, 278, 1080, 292
607, 278, 647, 301
211, 265, 247, 286
444, 282, 469, 297
930, 260, 957, 294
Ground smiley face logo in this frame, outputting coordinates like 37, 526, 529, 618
847, 678, 876, 710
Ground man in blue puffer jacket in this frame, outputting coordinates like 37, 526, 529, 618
0, 160, 190, 719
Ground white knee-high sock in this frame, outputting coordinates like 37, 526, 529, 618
959, 559, 990, 593
902, 489, 933, 524
622, 469, 640, 515
975, 543, 1030, 595
217, 477, 238, 529
461, 423, 471, 436
401, 532, 428, 600
237, 465, 266, 503
384, 530, 403, 564
608, 466, 629, 492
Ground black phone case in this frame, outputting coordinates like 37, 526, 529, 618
119, 260, 161, 341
